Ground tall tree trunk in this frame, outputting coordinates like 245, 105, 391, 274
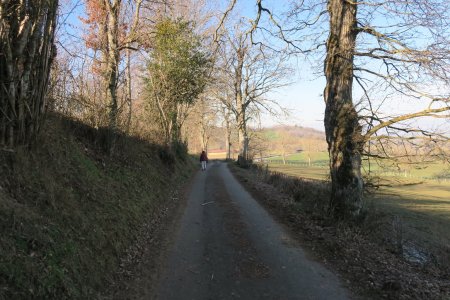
126, 46, 132, 133
172, 102, 186, 145
200, 132, 208, 153
199, 115, 208, 152
237, 110, 247, 161
234, 47, 248, 163
324, 0, 364, 218
105, 0, 121, 151
225, 117, 231, 159
0, 0, 58, 147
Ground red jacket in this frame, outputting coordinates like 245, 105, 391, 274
200, 152, 208, 162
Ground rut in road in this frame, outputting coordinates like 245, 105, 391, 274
156, 161, 350, 300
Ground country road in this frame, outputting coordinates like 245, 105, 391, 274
155, 161, 351, 300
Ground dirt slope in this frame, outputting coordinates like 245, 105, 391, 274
0, 115, 194, 299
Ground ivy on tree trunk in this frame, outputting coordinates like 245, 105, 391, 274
324, 0, 364, 219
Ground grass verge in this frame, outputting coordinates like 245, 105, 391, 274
229, 162, 450, 299
0, 114, 195, 299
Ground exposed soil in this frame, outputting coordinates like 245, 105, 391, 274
228, 164, 450, 300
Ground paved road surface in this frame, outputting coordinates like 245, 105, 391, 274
156, 161, 350, 300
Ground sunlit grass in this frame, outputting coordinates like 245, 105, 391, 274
265, 151, 329, 165
267, 151, 448, 180
264, 161, 450, 253
373, 179, 450, 250
267, 164, 329, 181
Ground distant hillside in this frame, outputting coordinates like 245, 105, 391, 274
186, 124, 327, 158
262, 125, 325, 140
254, 125, 328, 156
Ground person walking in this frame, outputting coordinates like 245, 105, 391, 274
200, 150, 208, 171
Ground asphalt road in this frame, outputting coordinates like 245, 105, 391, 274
155, 161, 350, 300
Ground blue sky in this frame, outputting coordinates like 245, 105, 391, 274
57, 0, 328, 130
231, 0, 327, 130
259, 66, 326, 130
246, 0, 450, 132
56, 0, 449, 133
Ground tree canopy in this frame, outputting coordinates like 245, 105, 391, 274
146, 18, 211, 145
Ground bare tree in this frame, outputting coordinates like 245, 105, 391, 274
189, 94, 219, 153
80, 0, 143, 151
0, 0, 58, 147
50, 46, 112, 128
322, 0, 449, 218
221, 103, 234, 159
226, 0, 450, 218
216, 22, 292, 164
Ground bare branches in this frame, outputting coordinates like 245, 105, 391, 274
364, 106, 450, 140
213, 0, 237, 44
248, 0, 320, 54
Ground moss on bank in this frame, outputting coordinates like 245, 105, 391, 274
0, 115, 195, 299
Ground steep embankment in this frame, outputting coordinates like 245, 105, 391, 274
0, 115, 195, 299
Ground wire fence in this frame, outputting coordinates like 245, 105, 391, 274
261, 160, 328, 167
262, 160, 450, 183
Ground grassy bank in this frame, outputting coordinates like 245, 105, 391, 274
264, 161, 450, 263
0, 115, 195, 299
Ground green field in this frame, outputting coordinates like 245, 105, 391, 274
264, 154, 450, 261
373, 178, 450, 239
266, 151, 449, 180
266, 151, 329, 166
267, 164, 329, 181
